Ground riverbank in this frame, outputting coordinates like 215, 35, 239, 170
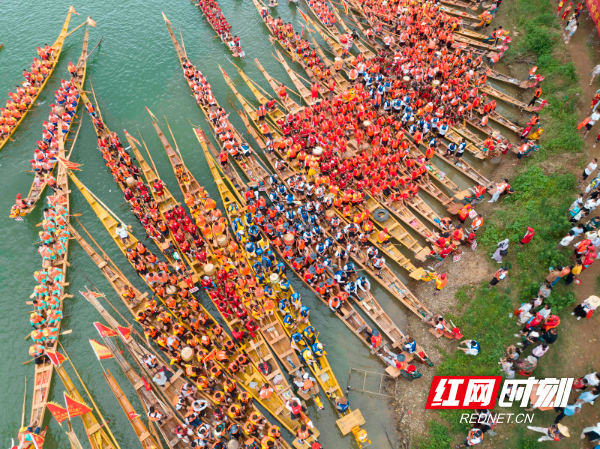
391, 0, 600, 446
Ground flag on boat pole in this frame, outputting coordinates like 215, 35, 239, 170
93, 322, 117, 338
69, 6, 79, 15
57, 157, 81, 170
64, 393, 92, 419
89, 339, 114, 360
342, 0, 349, 14
45, 348, 67, 367
298, 9, 310, 24
116, 325, 132, 342
87, 17, 97, 27
47, 402, 69, 423
123, 130, 140, 146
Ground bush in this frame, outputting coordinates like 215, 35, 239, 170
417, 421, 453, 449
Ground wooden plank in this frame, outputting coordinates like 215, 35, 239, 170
336, 409, 366, 435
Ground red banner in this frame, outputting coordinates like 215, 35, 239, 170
587, 0, 600, 37
116, 325, 132, 341
64, 393, 92, 418
47, 402, 69, 423
93, 322, 117, 337
45, 348, 67, 367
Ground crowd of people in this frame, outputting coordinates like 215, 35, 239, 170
197, 0, 244, 58
10, 68, 81, 218
27, 198, 68, 365
0, 45, 56, 140
81, 97, 333, 448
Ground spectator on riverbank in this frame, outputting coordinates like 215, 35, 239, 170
489, 267, 508, 289
572, 295, 600, 320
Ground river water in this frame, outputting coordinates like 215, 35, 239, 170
0, 1, 420, 447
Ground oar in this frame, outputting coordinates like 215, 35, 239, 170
25, 329, 73, 340
35, 212, 82, 227
21, 377, 27, 428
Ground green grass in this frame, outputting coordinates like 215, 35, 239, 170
418, 0, 586, 444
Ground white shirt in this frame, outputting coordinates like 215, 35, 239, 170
532, 345, 549, 357
560, 235, 575, 246
590, 113, 600, 126
539, 307, 551, 319
584, 373, 600, 386
585, 161, 598, 175
116, 226, 129, 239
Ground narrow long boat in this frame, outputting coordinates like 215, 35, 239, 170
305, 33, 351, 92
485, 67, 537, 88
434, 142, 494, 189
102, 368, 161, 449
272, 49, 321, 104
162, 14, 272, 189
29, 123, 75, 430
68, 173, 314, 445
191, 0, 242, 57
254, 58, 303, 112
0, 7, 75, 152
439, 5, 480, 21
480, 84, 534, 112
54, 351, 118, 449
204, 137, 371, 447
446, 127, 485, 159
487, 110, 524, 134
249, 0, 332, 95
20, 27, 89, 216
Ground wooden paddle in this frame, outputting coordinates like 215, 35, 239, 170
24, 328, 73, 340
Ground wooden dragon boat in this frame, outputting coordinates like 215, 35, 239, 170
480, 84, 535, 112
0, 7, 76, 152
20, 26, 89, 216
54, 347, 119, 448
29, 118, 77, 431
103, 368, 161, 449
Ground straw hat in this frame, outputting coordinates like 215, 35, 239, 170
587, 295, 600, 308
557, 424, 570, 437
527, 355, 537, 364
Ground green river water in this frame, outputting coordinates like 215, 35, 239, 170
0, 1, 487, 447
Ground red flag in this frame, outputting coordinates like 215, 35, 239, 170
45, 348, 67, 367
342, 0, 349, 14
220, 66, 229, 79
123, 130, 140, 146
141, 376, 152, 392
87, 17, 97, 27
64, 393, 92, 418
116, 325, 132, 341
299, 9, 309, 24
90, 339, 113, 360
93, 322, 117, 337
47, 402, 69, 423
31, 433, 45, 449
57, 157, 82, 170
128, 411, 140, 420
194, 127, 205, 141
69, 6, 79, 15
